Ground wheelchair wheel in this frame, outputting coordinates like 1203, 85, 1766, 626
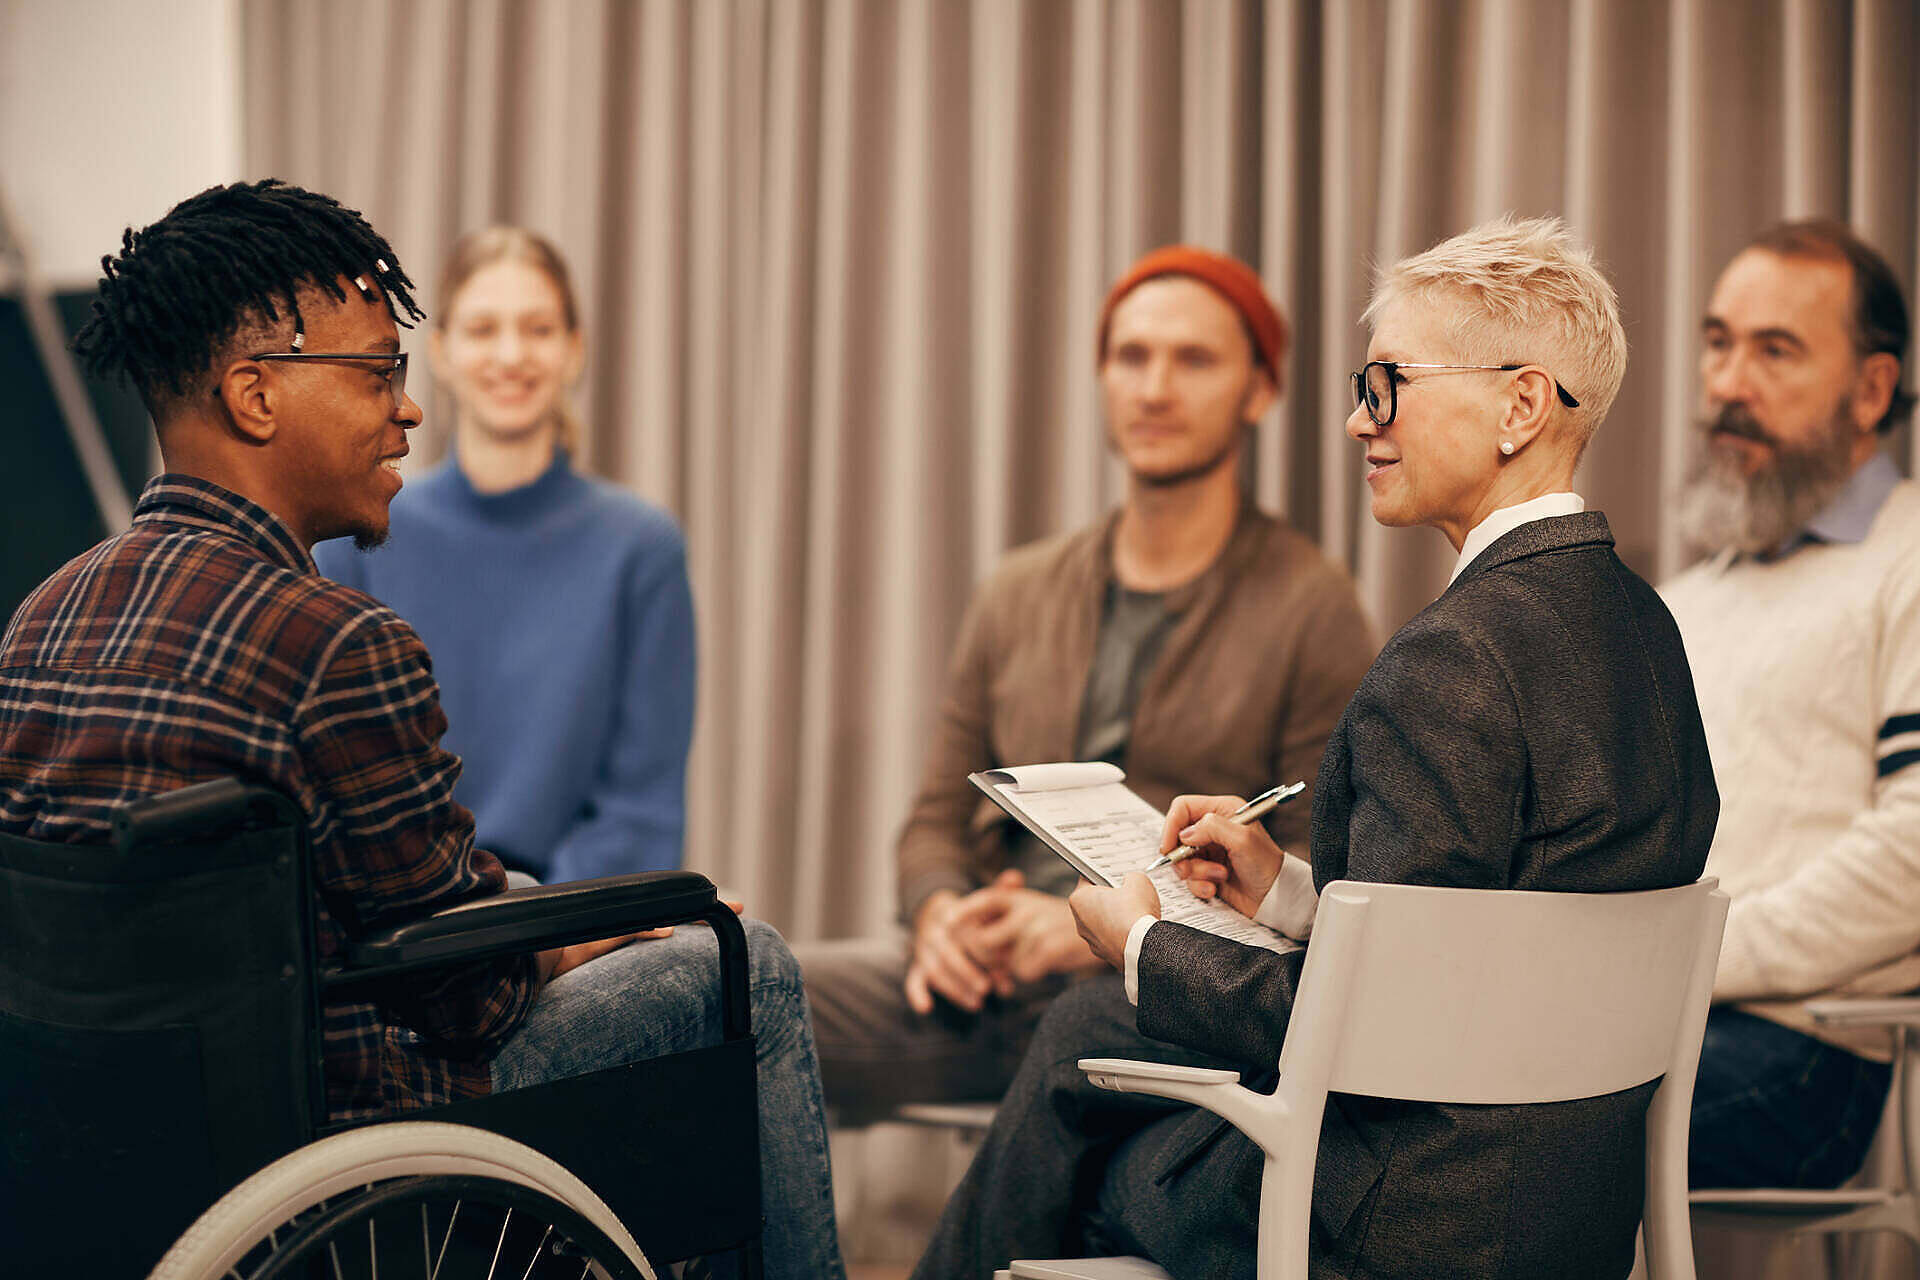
149, 1121, 657, 1280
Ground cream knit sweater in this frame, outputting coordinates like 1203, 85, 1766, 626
1663, 480, 1920, 1061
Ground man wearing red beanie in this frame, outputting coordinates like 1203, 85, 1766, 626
798, 246, 1373, 1126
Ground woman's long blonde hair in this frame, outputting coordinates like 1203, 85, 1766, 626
436, 226, 585, 453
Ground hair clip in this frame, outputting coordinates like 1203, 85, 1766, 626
353, 275, 374, 299
374, 258, 390, 275
291, 330, 306, 351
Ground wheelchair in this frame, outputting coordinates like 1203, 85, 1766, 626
0, 778, 763, 1278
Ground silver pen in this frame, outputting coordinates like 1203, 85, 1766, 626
1144, 781, 1306, 872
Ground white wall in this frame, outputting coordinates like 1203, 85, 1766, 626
1, 0, 241, 289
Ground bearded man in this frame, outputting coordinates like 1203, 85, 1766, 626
1664, 219, 1920, 1189
796, 247, 1374, 1119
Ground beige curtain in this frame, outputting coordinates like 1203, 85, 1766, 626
243, 0, 1920, 951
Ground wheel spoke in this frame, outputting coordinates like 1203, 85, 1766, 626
518, 1225, 554, 1280
487, 1208, 514, 1279
430, 1200, 460, 1280
196, 1163, 642, 1280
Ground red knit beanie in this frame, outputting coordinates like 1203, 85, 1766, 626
1097, 245, 1289, 381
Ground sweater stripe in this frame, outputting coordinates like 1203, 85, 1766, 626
1880, 713, 1920, 739
1879, 748, 1920, 779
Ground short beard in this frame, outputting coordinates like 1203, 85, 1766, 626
350, 527, 390, 552
1116, 378, 1264, 491
1674, 400, 1858, 557
1130, 426, 1245, 490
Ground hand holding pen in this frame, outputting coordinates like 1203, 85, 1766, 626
1146, 782, 1304, 871
1151, 784, 1304, 919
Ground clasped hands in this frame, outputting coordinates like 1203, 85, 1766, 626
905, 869, 1107, 1014
1065, 793, 1294, 971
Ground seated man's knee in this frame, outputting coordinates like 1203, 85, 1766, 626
744, 916, 801, 990
1690, 1009, 1892, 1189
1030, 975, 1132, 1060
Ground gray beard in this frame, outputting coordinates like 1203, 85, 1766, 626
1674, 404, 1858, 557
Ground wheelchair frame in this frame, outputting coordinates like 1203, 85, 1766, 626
0, 778, 763, 1277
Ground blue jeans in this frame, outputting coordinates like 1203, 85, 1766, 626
1690, 1006, 1891, 1189
490, 917, 846, 1280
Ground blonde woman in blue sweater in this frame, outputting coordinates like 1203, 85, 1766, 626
317, 227, 695, 882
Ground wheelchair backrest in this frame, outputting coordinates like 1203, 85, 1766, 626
0, 779, 320, 1276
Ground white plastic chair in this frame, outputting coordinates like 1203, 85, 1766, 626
892, 1100, 1001, 1137
1689, 996, 1920, 1269
996, 877, 1729, 1280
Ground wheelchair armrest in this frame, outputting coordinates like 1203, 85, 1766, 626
329, 870, 754, 1042
336, 871, 724, 978
1805, 997, 1920, 1030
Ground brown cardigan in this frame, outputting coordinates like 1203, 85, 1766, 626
895, 502, 1377, 921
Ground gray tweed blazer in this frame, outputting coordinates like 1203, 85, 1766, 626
1135, 511, 1719, 1280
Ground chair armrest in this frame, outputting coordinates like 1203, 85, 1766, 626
1805, 997, 1920, 1029
1079, 1057, 1287, 1158
1080, 1058, 1241, 1089
332, 870, 723, 982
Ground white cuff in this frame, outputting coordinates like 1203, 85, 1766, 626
1252, 856, 1318, 940
1122, 914, 1158, 1005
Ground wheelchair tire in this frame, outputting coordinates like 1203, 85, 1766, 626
148, 1120, 658, 1280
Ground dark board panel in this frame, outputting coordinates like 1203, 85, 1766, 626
1, 292, 153, 624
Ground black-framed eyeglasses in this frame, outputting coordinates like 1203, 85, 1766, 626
1350, 360, 1580, 427
249, 350, 410, 410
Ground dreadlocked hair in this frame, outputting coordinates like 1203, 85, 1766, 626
70, 179, 425, 417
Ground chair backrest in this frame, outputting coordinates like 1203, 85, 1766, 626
1237, 879, 1725, 1280
1277, 878, 1727, 1106
0, 779, 319, 1277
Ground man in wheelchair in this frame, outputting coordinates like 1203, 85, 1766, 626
0, 179, 844, 1280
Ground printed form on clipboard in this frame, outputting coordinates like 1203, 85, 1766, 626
969, 762, 1302, 957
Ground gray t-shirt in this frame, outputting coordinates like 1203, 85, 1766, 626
1009, 582, 1175, 897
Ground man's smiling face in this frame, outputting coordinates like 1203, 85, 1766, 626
265, 279, 423, 549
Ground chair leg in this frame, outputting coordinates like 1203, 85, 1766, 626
1255, 1148, 1317, 1280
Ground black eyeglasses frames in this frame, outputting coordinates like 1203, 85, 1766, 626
1351, 360, 1580, 428
248, 350, 411, 410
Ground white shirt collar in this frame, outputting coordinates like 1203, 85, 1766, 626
1448, 491, 1586, 585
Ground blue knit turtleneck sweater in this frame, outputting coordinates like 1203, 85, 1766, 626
315, 450, 695, 881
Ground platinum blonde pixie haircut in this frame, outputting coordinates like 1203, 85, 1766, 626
1364, 214, 1628, 449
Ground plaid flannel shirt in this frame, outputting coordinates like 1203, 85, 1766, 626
0, 476, 538, 1122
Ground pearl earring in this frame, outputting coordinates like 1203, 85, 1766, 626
1499, 440, 1515, 456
